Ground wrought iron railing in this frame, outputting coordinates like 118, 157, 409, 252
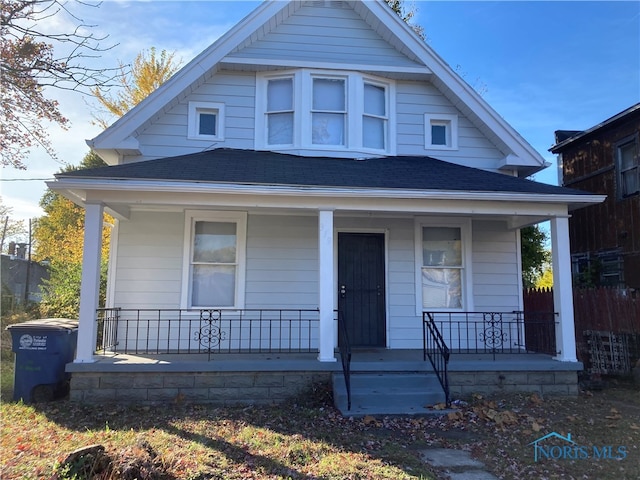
422, 313, 451, 406
336, 309, 352, 410
425, 311, 558, 360
96, 308, 320, 361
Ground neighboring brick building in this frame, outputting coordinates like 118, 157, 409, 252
551, 103, 640, 288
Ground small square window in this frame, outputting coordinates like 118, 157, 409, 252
431, 124, 448, 146
188, 102, 225, 141
425, 113, 458, 150
198, 113, 217, 136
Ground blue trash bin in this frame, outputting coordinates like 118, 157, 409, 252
7, 318, 78, 403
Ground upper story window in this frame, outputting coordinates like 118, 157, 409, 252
617, 135, 639, 198
188, 102, 225, 141
424, 113, 458, 150
257, 69, 395, 154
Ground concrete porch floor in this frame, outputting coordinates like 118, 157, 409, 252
66, 349, 582, 374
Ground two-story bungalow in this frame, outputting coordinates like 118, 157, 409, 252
49, 0, 604, 414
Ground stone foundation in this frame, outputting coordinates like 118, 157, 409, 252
70, 371, 331, 405
448, 370, 579, 397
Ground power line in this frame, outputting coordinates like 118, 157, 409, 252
0, 178, 55, 181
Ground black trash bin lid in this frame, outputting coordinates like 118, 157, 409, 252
6, 318, 78, 332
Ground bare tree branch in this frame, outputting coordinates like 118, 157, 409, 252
1, 0, 121, 169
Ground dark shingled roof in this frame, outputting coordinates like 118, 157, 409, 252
58, 149, 593, 196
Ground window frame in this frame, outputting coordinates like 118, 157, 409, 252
424, 113, 459, 151
256, 69, 395, 155
181, 210, 247, 309
616, 134, 639, 199
414, 217, 472, 315
188, 102, 225, 141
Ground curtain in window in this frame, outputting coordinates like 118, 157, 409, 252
422, 227, 463, 308
312, 78, 345, 145
192, 222, 237, 306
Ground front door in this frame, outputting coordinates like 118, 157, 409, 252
338, 233, 386, 347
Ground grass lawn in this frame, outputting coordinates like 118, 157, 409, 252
1, 311, 639, 479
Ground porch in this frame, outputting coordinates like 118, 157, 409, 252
65, 308, 581, 413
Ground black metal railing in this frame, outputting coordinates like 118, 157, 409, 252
336, 309, 352, 410
96, 308, 320, 361
422, 313, 451, 406
425, 311, 558, 360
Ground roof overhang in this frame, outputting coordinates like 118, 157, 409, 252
47, 177, 606, 229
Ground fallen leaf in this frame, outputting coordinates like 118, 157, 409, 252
532, 422, 542, 432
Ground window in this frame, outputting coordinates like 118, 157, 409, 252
188, 102, 225, 140
257, 70, 394, 154
363, 82, 388, 150
266, 77, 294, 145
415, 218, 471, 313
617, 136, 639, 198
424, 113, 458, 150
312, 77, 346, 145
182, 211, 246, 308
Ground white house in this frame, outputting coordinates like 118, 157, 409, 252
49, 0, 604, 412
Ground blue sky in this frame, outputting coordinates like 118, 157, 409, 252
2, 0, 639, 222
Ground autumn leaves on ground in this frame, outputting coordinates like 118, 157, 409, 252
1, 380, 639, 480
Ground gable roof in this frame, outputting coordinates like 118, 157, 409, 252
57, 149, 592, 198
88, 0, 546, 175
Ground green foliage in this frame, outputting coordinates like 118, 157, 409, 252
521, 225, 550, 289
386, 0, 425, 39
34, 151, 110, 318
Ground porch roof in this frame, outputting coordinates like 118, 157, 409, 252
58, 149, 591, 198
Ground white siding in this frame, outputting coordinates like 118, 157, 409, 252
245, 215, 319, 308
111, 212, 522, 350
396, 81, 505, 170
471, 220, 521, 311
227, 2, 422, 68
113, 211, 184, 308
133, 72, 256, 161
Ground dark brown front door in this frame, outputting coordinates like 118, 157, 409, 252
338, 233, 386, 347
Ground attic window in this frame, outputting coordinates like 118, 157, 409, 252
256, 69, 396, 155
188, 102, 225, 141
425, 113, 458, 150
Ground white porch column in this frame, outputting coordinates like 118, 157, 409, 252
550, 216, 578, 362
75, 202, 104, 363
318, 209, 336, 362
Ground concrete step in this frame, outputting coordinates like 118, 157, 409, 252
332, 372, 447, 416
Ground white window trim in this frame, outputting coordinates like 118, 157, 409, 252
188, 102, 225, 141
424, 113, 459, 151
414, 216, 473, 315
181, 210, 247, 309
255, 69, 396, 155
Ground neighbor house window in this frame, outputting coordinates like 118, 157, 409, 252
188, 102, 225, 140
424, 113, 458, 150
257, 70, 395, 153
415, 218, 471, 313
182, 211, 246, 308
617, 136, 639, 198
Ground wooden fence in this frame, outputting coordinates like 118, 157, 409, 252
523, 287, 640, 373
